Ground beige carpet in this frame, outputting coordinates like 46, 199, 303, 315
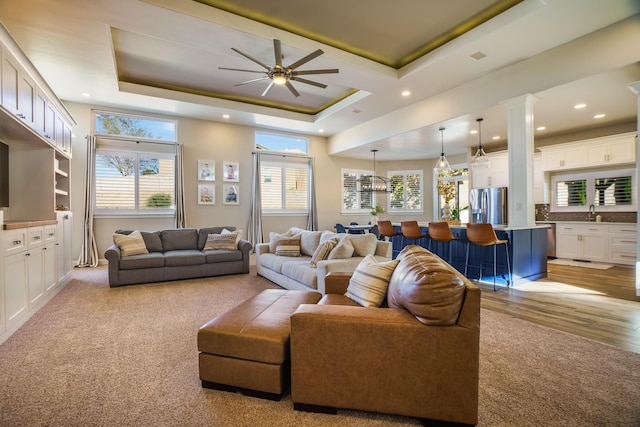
0, 266, 639, 426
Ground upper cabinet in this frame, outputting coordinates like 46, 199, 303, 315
539, 132, 636, 172
471, 151, 509, 189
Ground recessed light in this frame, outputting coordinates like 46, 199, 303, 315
470, 130, 478, 135
492, 136, 500, 140
402, 90, 411, 97
318, 129, 325, 133
222, 114, 230, 119
536, 126, 546, 131
574, 103, 587, 109
81, 93, 90, 97
594, 113, 606, 119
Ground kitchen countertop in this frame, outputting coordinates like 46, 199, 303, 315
3, 219, 58, 230
536, 220, 637, 225
392, 222, 549, 231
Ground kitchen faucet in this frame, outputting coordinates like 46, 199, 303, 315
588, 204, 596, 222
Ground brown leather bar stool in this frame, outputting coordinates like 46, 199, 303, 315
377, 220, 402, 241
464, 223, 512, 291
427, 221, 459, 263
401, 220, 428, 247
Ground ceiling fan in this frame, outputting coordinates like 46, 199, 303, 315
219, 39, 339, 97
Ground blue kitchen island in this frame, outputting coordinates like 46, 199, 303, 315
389, 223, 549, 286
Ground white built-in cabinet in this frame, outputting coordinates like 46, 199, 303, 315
539, 132, 636, 172
555, 222, 636, 265
471, 151, 509, 188
0, 23, 75, 345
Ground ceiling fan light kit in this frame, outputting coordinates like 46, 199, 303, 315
434, 126, 452, 175
471, 118, 490, 170
219, 39, 338, 97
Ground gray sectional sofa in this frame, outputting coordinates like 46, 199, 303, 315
105, 226, 251, 287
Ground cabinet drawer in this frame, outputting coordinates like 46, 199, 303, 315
609, 235, 637, 248
4, 228, 27, 254
27, 226, 44, 248
608, 225, 637, 235
609, 250, 636, 266
44, 225, 57, 243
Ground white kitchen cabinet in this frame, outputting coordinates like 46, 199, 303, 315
27, 246, 45, 307
1, 47, 35, 127
541, 145, 584, 171
472, 151, 508, 188
4, 250, 28, 331
556, 223, 608, 262
56, 211, 73, 284
608, 224, 637, 266
584, 134, 636, 167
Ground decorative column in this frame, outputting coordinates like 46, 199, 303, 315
500, 94, 538, 228
627, 80, 640, 297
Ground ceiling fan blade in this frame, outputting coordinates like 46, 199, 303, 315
235, 76, 269, 87
291, 69, 339, 76
261, 81, 275, 97
285, 81, 300, 97
219, 67, 267, 74
286, 49, 324, 71
274, 39, 282, 68
290, 76, 327, 89
231, 47, 271, 70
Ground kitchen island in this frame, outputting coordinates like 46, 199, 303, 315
389, 223, 549, 286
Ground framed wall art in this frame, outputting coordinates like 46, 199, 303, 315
198, 160, 214, 181
223, 161, 239, 182
198, 184, 215, 205
223, 184, 239, 205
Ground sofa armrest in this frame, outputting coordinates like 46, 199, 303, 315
315, 257, 363, 294
375, 240, 392, 258
290, 304, 479, 424
255, 242, 270, 255
323, 272, 352, 295
104, 244, 122, 287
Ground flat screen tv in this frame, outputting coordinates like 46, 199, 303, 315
0, 141, 8, 207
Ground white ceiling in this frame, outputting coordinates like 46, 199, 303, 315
0, 0, 638, 161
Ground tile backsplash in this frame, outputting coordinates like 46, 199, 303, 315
534, 204, 637, 223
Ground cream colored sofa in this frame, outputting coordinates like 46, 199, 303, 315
255, 228, 392, 294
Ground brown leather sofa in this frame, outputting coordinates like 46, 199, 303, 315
290, 245, 481, 426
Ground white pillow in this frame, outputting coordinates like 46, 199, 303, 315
309, 238, 337, 268
113, 230, 149, 257
346, 255, 400, 307
221, 228, 243, 249
268, 231, 299, 253
327, 237, 354, 259
203, 233, 237, 251
348, 233, 378, 257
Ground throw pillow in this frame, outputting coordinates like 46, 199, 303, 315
327, 237, 354, 259
348, 233, 378, 257
268, 231, 299, 253
274, 239, 302, 257
346, 255, 400, 307
113, 230, 149, 257
387, 245, 465, 326
309, 238, 338, 268
203, 233, 237, 251
221, 228, 243, 249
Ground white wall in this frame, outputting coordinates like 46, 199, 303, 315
66, 102, 442, 260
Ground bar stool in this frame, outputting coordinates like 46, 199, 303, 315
377, 220, 402, 241
464, 223, 512, 291
401, 221, 429, 248
427, 221, 459, 263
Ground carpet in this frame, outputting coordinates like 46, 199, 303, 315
548, 259, 613, 269
0, 266, 639, 427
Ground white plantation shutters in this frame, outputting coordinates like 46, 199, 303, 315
389, 170, 423, 212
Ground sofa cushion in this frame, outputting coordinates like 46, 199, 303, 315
280, 259, 318, 288
320, 230, 347, 244
327, 237, 354, 259
203, 233, 237, 251
347, 233, 378, 257
163, 249, 206, 267
203, 249, 244, 263
119, 252, 165, 270
113, 230, 149, 257
140, 231, 163, 252
257, 253, 284, 273
162, 229, 198, 251
387, 245, 465, 326
288, 228, 322, 256
346, 254, 400, 307
309, 238, 337, 268
198, 226, 236, 250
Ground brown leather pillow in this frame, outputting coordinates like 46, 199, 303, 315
387, 245, 465, 326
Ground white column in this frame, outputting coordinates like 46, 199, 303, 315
627, 80, 640, 297
500, 94, 538, 228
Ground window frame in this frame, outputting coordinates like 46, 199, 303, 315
260, 156, 311, 215
388, 169, 424, 214
341, 168, 376, 214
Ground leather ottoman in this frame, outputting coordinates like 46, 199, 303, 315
197, 289, 321, 400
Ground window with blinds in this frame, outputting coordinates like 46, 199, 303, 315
552, 168, 635, 211
389, 170, 423, 212
341, 169, 374, 213
260, 161, 309, 213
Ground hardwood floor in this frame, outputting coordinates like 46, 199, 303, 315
478, 262, 640, 353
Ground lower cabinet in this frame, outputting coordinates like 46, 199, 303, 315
4, 250, 29, 331
556, 223, 636, 264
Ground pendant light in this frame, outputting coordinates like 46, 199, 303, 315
471, 118, 490, 170
434, 126, 451, 175
358, 149, 391, 193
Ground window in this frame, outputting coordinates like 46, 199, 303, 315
434, 168, 469, 222
552, 168, 636, 211
389, 170, 423, 213
256, 132, 310, 214
94, 111, 177, 216
341, 169, 374, 213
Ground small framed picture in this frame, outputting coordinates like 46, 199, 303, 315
223, 184, 239, 205
198, 160, 214, 181
198, 184, 215, 205
223, 161, 239, 182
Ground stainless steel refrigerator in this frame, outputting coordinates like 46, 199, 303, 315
469, 187, 508, 225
